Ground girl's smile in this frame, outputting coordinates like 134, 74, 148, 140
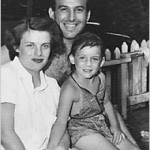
71, 46, 102, 79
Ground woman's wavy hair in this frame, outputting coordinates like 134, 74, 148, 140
4, 16, 65, 61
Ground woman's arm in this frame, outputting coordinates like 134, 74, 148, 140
1, 103, 26, 150
47, 81, 75, 149
56, 130, 70, 150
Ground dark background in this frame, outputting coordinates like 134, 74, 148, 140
1, 0, 149, 47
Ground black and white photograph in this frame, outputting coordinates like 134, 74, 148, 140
1, 0, 149, 150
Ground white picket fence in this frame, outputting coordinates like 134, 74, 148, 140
103, 39, 149, 119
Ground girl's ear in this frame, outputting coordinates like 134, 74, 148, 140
69, 54, 75, 65
48, 8, 54, 20
100, 57, 105, 67
86, 10, 91, 22
14, 46, 19, 53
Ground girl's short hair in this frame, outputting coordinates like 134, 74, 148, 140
5, 17, 65, 60
69, 32, 104, 72
70, 32, 104, 57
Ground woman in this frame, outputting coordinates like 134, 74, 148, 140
1, 17, 69, 150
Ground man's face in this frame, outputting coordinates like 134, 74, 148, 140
52, 0, 90, 40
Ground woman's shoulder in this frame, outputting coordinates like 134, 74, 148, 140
1, 61, 16, 78
44, 74, 60, 88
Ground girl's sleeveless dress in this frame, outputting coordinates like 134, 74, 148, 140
68, 75, 113, 146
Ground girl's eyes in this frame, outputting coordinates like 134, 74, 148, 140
78, 57, 100, 61
42, 44, 50, 49
92, 57, 99, 61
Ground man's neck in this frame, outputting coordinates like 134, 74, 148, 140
63, 38, 74, 54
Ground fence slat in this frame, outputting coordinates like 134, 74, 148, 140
141, 39, 147, 48
105, 49, 111, 60
131, 40, 139, 52
114, 47, 121, 59
141, 57, 148, 93
121, 42, 128, 53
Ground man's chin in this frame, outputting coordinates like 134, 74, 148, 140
63, 32, 79, 40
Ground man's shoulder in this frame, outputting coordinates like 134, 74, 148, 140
1, 45, 11, 65
44, 74, 60, 86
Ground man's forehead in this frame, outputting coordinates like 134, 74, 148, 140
55, 0, 87, 8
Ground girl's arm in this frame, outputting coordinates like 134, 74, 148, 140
104, 100, 120, 129
47, 81, 75, 149
104, 100, 124, 145
1, 103, 26, 150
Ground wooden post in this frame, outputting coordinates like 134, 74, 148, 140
120, 63, 128, 119
104, 49, 112, 104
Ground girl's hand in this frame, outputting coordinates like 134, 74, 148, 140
43, 145, 67, 150
110, 127, 125, 145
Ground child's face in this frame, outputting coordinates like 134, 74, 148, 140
71, 46, 102, 79
17, 30, 51, 74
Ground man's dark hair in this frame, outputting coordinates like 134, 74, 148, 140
50, 0, 91, 12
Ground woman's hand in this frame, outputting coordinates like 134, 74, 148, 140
110, 127, 125, 146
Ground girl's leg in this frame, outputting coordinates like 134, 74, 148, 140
75, 133, 119, 150
117, 138, 141, 150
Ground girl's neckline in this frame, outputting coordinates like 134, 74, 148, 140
70, 74, 101, 96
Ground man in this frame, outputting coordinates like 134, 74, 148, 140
1, 0, 138, 148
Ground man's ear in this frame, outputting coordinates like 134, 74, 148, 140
69, 54, 75, 65
48, 8, 54, 20
86, 10, 91, 22
100, 57, 105, 67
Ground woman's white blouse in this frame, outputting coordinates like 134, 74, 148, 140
1, 57, 60, 150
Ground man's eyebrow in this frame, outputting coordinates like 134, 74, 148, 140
58, 5, 66, 9
58, 5, 85, 9
76, 6, 85, 9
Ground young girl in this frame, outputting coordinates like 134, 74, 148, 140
1, 17, 69, 150
47, 32, 140, 150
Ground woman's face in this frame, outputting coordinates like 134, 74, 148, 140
17, 30, 51, 74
